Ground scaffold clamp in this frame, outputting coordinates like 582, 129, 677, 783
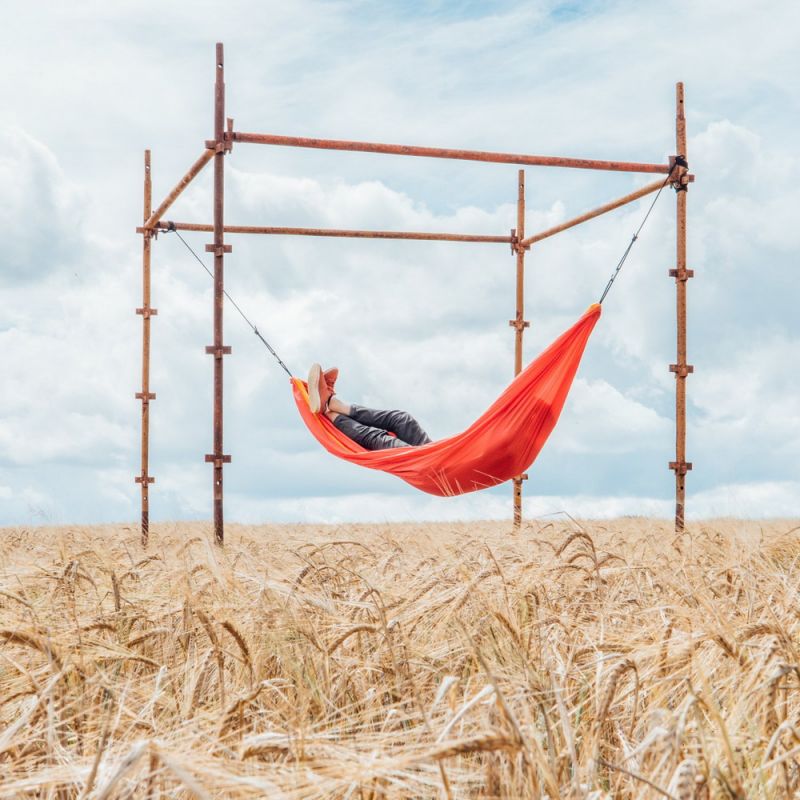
205, 244, 232, 255
669, 461, 693, 475
669, 268, 694, 281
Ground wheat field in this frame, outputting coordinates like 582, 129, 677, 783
0, 518, 798, 798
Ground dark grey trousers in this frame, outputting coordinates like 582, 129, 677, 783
334, 404, 432, 450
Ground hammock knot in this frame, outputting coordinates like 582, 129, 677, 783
670, 154, 690, 193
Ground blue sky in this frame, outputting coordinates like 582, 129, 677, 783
1, 0, 798, 525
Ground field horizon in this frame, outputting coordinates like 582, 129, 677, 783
1, 517, 799, 797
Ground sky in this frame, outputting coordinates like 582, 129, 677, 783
1, 0, 798, 526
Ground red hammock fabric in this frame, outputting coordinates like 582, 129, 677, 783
292, 303, 601, 496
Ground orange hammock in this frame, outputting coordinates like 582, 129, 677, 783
292, 303, 601, 496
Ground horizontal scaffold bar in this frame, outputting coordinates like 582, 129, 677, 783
149, 221, 513, 244
230, 132, 671, 174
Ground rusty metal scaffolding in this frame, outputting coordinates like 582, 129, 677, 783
135, 150, 156, 545
136, 43, 693, 546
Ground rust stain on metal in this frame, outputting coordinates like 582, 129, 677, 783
210, 42, 227, 546
137, 150, 155, 547
511, 170, 528, 528
153, 221, 512, 244
232, 132, 671, 174
670, 81, 692, 532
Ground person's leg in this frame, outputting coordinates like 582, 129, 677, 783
325, 397, 425, 450
325, 396, 431, 449
346, 404, 432, 447
327, 396, 352, 417
331, 414, 411, 450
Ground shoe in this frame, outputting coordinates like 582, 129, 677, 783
323, 367, 338, 398
307, 363, 334, 414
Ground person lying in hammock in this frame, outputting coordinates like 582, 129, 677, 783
307, 363, 432, 450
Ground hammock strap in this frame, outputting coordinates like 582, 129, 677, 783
163, 223, 295, 379
598, 158, 684, 304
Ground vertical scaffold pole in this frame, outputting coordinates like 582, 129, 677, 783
205, 42, 231, 545
136, 150, 156, 547
670, 82, 693, 530
510, 169, 529, 527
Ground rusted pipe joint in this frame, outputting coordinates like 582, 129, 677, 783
135, 474, 156, 485
668, 268, 695, 282
508, 319, 530, 331
669, 461, 693, 475
205, 243, 232, 256
205, 345, 232, 357
669, 363, 694, 378
509, 230, 530, 254
205, 454, 232, 466
674, 173, 690, 192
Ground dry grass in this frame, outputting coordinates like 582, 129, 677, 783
0, 517, 799, 798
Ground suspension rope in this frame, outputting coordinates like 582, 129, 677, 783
163, 224, 295, 378
598, 158, 684, 304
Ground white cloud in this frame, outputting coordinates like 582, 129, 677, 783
689, 332, 800, 488
0, 482, 54, 526
553, 378, 671, 454
1, 1, 798, 526
691, 481, 800, 520
226, 482, 800, 523
0, 127, 85, 285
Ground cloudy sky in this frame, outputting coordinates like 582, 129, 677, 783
1, 0, 798, 526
